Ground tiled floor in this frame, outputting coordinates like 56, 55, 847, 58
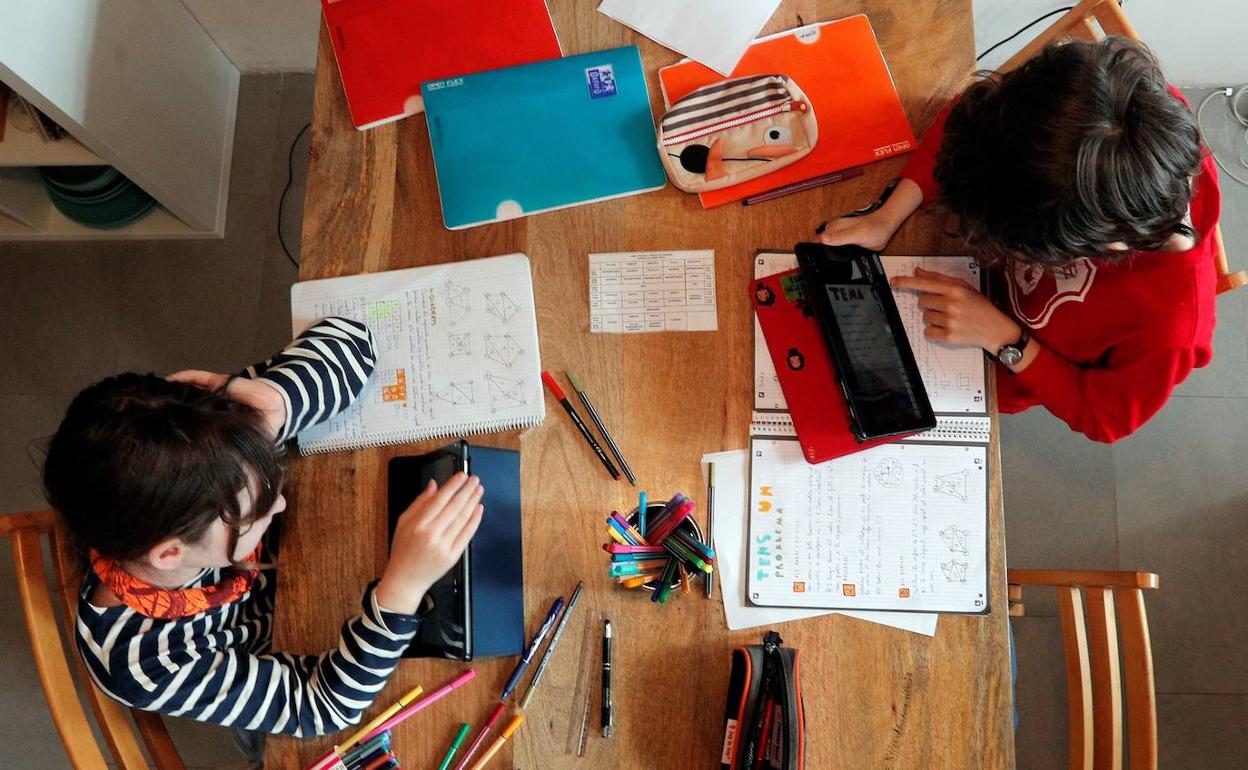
2, 64, 1246, 770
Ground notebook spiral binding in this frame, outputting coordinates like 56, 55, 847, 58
298, 414, 545, 455
749, 412, 990, 444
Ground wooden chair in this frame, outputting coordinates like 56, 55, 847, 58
1, 510, 186, 770
1008, 569, 1160, 770
997, 0, 1248, 296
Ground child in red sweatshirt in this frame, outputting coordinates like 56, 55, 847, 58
821, 38, 1218, 442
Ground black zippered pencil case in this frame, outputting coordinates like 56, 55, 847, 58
720, 630, 805, 770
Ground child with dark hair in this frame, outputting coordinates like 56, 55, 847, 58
44, 318, 484, 765
820, 37, 1219, 442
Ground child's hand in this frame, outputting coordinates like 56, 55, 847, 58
818, 212, 895, 252
168, 370, 288, 439
890, 267, 1021, 353
377, 473, 484, 615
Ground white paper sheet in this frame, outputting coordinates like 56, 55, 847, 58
703, 450, 937, 635
589, 250, 717, 333
598, 0, 780, 76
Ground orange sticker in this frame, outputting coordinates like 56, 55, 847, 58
381, 369, 408, 403
793, 582, 806, 593
899, 588, 911, 598
842, 584, 856, 597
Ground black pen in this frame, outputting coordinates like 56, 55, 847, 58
565, 371, 636, 485
601, 619, 614, 738
705, 464, 715, 599
542, 371, 621, 480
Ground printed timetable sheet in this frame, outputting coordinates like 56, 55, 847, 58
589, 250, 718, 333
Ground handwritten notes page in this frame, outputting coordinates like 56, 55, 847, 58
753, 252, 988, 415
746, 436, 989, 613
290, 254, 545, 453
589, 250, 717, 333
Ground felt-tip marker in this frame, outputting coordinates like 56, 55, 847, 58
542, 371, 621, 480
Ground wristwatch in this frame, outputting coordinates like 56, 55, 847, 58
990, 328, 1031, 367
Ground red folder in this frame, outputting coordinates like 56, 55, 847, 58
751, 269, 914, 463
321, 0, 562, 130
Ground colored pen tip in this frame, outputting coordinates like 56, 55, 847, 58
565, 370, 583, 392
540, 370, 565, 400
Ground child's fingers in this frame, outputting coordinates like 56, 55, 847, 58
891, 276, 956, 295
914, 266, 972, 288
922, 310, 949, 327
916, 293, 950, 312
426, 479, 482, 532
448, 505, 485, 555
167, 369, 229, 390
422, 472, 469, 516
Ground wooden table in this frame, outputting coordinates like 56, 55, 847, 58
267, 2, 1016, 768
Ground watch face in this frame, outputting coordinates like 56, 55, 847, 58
998, 346, 1023, 366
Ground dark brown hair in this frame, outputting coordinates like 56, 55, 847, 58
933, 37, 1203, 267
43, 373, 284, 565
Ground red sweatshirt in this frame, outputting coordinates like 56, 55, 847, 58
900, 91, 1219, 443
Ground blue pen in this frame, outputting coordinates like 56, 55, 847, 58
499, 596, 565, 701
638, 491, 648, 537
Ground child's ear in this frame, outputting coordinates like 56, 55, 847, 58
145, 539, 187, 571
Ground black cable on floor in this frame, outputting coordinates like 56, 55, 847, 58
278, 123, 312, 269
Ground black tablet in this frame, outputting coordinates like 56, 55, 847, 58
387, 440, 473, 660
795, 242, 935, 440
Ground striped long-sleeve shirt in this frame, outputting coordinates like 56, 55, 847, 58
74, 318, 421, 737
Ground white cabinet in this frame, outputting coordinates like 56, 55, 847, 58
0, 0, 240, 239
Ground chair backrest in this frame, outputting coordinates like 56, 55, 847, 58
1008, 569, 1160, 770
1, 510, 185, 770
996, 0, 1247, 296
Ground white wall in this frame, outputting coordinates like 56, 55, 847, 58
975, 0, 1248, 86
182, 0, 320, 72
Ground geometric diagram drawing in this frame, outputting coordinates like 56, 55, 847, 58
872, 457, 904, 489
486, 374, 527, 411
484, 333, 524, 368
485, 291, 520, 322
445, 281, 472, 324
940, 525, 969, 554
448, 332, 472, 357
434, 380, 474, 406
941, 560, 969, 583
934, 470, 969, 503
379, 368, 407, 404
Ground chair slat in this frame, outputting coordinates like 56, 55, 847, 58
1071, 17, 1103, 43
1085, 588, 1122, 770
1059, 586, 1095, 770
1118, 588, 1158, 770
12, 528, 110, 770
1092, 1, 1141, 39
1000, 0, 1107, 72
49, 523, 153, 770
1009, 569, 1159, 590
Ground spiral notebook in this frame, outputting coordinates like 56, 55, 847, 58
748, 252, 991, 613
290, 254, 545, 454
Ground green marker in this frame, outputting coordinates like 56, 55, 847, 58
436, 722, 471, 770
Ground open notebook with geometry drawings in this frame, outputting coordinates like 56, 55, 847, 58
748, 252, 992, 614
290, 253, 545, 454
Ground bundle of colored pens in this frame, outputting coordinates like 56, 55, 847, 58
304, 730, 401, 770
603, 491, 714, 603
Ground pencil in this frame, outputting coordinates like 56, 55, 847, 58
742, 165, 865, 206
468, 715, 524, 770
566, 371, 636, 485
341, 683, 423, 748
436, 723, 472, 770
519, 581, 585, 709
706, 464, 716, 599
542, 371, 621, 480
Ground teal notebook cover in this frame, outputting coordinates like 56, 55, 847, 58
422, 45, 667, 229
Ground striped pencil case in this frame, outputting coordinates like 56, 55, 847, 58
720, 630, 805, 770
659, 74, 818, 193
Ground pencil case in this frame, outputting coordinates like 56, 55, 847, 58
720, 630, 805, 770
659, 74, 818, 193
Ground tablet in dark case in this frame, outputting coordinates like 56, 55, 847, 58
387, 440, 472, 660
796, 242, 936, 441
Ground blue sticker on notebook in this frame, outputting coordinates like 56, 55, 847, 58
585, 65, 617, 99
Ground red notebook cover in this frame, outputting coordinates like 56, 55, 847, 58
321, 0, 562, 130
659, 15, 915, 208
751, 269, 915, 463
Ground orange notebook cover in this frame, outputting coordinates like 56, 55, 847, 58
658, 16, 914, 208
321, 0, 562, 130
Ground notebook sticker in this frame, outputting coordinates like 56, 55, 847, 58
585, 65, 617, 99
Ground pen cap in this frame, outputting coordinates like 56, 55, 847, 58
626, 502, 705, 591
540, 371, 566, 400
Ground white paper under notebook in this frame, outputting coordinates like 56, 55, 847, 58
747, 252, 992, 613
290, 254, 545, 454
597, 0, 780, 76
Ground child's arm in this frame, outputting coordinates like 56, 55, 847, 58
77, 474, 484, 737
